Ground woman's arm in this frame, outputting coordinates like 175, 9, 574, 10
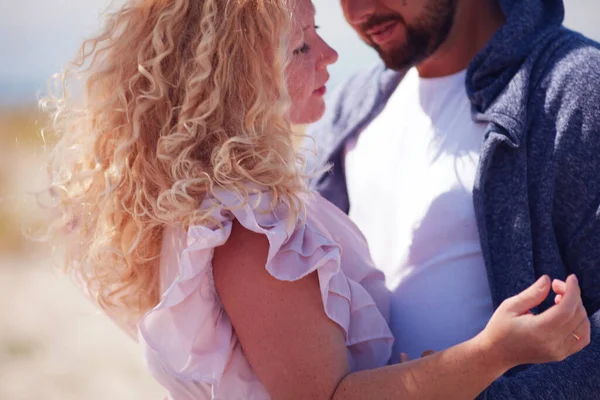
333, 336, 502, 400
213, 223, 589, 400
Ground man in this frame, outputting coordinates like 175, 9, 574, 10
308, 0, 600, 398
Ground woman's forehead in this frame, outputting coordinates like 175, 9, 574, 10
292, 0, 316, 22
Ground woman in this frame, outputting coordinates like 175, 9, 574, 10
41, 0, 590, 399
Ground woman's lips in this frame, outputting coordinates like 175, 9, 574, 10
313, 86, 327, 96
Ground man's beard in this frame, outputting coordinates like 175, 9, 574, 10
363, 1, 457, 71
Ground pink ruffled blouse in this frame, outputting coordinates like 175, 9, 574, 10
138, 189, 393, 399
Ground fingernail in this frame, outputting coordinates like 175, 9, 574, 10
572, 274, 579, 284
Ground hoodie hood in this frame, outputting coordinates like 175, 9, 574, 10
467, 0, 565, 112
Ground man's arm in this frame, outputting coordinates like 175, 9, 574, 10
478, 41, 600, 400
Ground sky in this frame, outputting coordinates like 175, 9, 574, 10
1, 0, 599, 105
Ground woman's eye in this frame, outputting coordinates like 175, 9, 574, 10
293, 43, 310, 56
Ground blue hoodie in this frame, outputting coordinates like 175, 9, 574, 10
308, 1, 600, 398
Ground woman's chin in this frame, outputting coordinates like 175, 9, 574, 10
290, 101, 326, 126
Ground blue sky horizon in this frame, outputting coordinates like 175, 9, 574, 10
1, 0, 599, 105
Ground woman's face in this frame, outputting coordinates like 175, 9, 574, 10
286, 0, 338, 125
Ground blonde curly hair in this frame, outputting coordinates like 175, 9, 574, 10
40, 0, 307, 328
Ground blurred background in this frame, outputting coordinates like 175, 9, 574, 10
0, 1, 598, 399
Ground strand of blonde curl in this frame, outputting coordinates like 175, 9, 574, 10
39, 0, 308, 330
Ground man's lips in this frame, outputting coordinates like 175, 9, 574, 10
365, 20, 397, 36
364, 20, 401, 45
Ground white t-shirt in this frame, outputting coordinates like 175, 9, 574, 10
344, 67, 494, 360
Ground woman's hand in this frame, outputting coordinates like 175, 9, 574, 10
478, 274, 590, 369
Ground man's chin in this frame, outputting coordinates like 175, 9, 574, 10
366, 40, 410, 71
378, 50, 413, 71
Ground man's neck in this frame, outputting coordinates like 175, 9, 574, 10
417, 0, 505, 78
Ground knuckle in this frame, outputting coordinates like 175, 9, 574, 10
501, 298, 514, 309
564, 300, 577, 313
498, 299, 514, 313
